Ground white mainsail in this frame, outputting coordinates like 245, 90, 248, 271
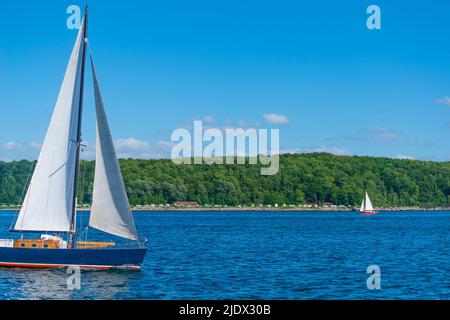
365, 192, 374, 211
88, 56, 138, 240
14, 19, 87, 232
360, 192, 374, 212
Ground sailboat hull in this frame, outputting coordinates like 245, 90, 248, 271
359, 210, 379, 215
0, 247, 147, 269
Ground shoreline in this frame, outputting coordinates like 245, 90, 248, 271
1, 207, 449, 212
135, 207, 449, 212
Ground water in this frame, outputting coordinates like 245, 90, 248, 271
0, 210, 449, 299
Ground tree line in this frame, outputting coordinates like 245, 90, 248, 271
0, 153, 449, 208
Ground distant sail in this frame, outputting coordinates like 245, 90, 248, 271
14, 19, 87, 232
365, 192, 374, 211
359, 197, 365, 212
88, 55, 138, 240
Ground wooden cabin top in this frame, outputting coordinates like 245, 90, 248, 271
12, 239, 116, 249
77, 241, 116, 248
14, 239, 60, 249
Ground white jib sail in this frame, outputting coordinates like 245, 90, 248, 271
360, 197, 365, 212
365, 192, 374, 211
89, 55, 138, 240
14, 19, 86, 232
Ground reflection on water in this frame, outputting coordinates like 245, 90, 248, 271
0, 211, 142, 299
0, 268, 139, 300
0, 268, 140, 300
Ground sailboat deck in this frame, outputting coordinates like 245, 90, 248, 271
76, 241, 115, 248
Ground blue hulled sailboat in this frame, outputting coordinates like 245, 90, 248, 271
0, 8, 147, 269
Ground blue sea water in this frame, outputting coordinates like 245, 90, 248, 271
0, 210, 449, 300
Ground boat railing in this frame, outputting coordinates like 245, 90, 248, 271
136, 237, 148, 249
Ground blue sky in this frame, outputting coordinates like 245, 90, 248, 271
0, 0, 449, 161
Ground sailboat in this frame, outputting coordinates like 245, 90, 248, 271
359, 192, 378, 215
0, 8, 147, 269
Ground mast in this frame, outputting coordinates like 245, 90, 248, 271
68, 6, 88, 248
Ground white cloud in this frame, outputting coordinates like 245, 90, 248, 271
116, 151, 165, 159
203, 115, 215, 124
114, 138, 150, 151
3, 141, 22, 150
434, 96, 450, 107
394, 155, 415, 160
78, 138, 168, 160
30, 141, 42, 149
263, 113, 289, 124
157, 140, 176, 152
113, 138, 158, 159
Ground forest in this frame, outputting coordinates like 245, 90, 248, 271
0, 153, 449, 208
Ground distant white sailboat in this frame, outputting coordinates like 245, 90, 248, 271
359, 192, 378, 215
